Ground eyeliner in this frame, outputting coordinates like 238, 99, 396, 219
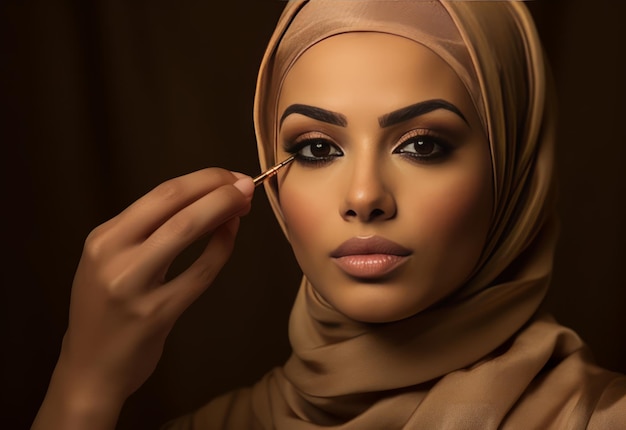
252, 155, 296, 187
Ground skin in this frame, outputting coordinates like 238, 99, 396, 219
276, 33, 494, 323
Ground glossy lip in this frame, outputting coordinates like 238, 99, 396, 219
330, 236, 412, 279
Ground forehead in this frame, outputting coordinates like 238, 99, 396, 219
277, 32, 474, 117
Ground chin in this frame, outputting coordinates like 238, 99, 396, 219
316, 283, 428, 324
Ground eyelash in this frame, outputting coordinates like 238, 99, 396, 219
392, 129, 451, 164
283, 129, 452, 167
284, 132, 344, 167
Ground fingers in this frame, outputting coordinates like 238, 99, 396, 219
78, 170, 253, 299
108, 168, 246, 246
151, 217, 241, 317
136, 181, 251, 281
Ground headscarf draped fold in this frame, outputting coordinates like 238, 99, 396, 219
164, 1, 626, 428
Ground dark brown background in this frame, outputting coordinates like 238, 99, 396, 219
1, 1, 624, 429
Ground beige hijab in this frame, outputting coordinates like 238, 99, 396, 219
165, 1, 626, 428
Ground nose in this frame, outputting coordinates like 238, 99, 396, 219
339, 156, 397, 223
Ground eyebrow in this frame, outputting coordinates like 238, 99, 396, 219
378, 99, 468, 128
280, 104, 348, 127
279, 98, 468, 129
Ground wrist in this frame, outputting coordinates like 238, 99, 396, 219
32, 360, 126, 430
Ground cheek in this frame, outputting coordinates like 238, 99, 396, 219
423, 174, 491, 239
281, 191, 311, 240
278, 176, 332, 249
408, 163, 493, 285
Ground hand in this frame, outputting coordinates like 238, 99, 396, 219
32, 168, 254, 429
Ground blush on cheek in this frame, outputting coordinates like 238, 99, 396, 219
278, 183, 332, 288
279, 184, 319, 242
400, 176, 492, 305
443, 148, 495, 291
429, 152, 492, 226
422, 172, 493, 271
439, 181, 489, 232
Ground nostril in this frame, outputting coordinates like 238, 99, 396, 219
344, 208, 387, 221
370, 208, 385, 219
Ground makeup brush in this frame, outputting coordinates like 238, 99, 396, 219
252, 155, 296, 187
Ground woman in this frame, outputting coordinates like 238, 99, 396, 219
32, 1, 626, 429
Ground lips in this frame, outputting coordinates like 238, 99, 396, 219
330, 236, 411, 279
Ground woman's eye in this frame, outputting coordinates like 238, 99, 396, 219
291, 138, 343, 165
393, 134, 449, 162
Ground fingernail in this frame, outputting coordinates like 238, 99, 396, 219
232, 171, 248, 180
233, 177, 254, 198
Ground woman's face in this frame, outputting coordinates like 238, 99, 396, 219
276, 33, 493, 323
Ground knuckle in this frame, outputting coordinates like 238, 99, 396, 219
99, 266, 135, 300
126, 297, 173, 332
129, 298, 163, 320
83, 224, 113, 261
152, 179, 184, 202
161, 213, 198, 240
194, 235, 235, 285
198, 168, 241, 192
202, 167, 234, 184
195, 263, 219, 286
